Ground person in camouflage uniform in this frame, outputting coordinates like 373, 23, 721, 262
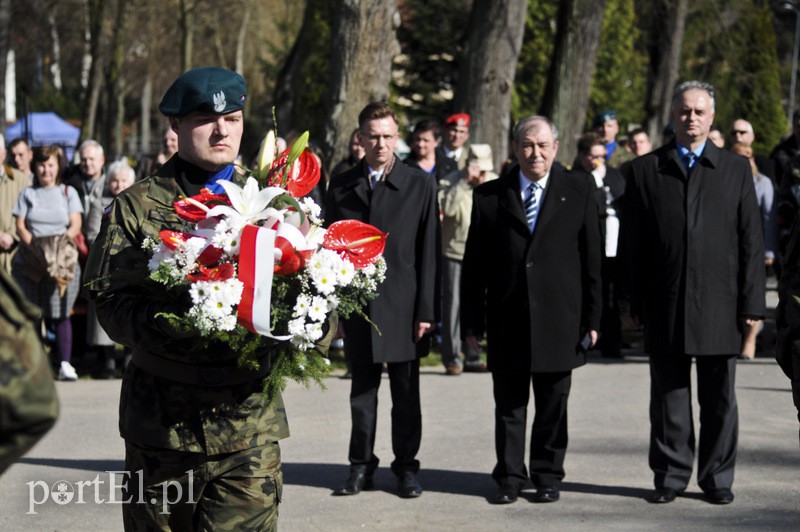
0, 267, 59, 475
84, 67, 287, 531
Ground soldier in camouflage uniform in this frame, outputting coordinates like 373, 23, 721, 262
84, 68, 287, 530
0, 267, 59, 475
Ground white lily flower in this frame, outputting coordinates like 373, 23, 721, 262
206, 177, 287, 224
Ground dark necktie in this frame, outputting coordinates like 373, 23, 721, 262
684, 152, 697, 173
523, 182, 539, 231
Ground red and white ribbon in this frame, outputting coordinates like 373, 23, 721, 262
237, 224, 291, 339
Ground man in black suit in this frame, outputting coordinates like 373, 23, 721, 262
325, 102, 440, 499
621, 81, 765, 505
461, 115, 602, 505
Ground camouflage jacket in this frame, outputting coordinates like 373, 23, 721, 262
83, 156, 289, 454
0, 268, 58, 474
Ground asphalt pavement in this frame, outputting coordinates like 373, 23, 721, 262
2, 288, 799, 530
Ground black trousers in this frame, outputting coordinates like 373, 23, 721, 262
600, 256, 622, 356
649, 354, 738, 492
491, 367, 572, 489
347, 360, 421, 476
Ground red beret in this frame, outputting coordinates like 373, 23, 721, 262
445, 113, 471, 128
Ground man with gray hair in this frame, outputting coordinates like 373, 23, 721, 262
65, 139, 107, 218
728, 118, 776, 182
621, 81, 765, 505
462, 115, 601, 504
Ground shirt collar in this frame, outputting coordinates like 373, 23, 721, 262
519, 169, 549, 192
675, 140, 706, 160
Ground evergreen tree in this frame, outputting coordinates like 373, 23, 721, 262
587, 0, 648, 132
681, 0, 786, 152
392, 0, 472, 122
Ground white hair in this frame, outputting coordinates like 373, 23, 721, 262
107, 160, 135, 182
672, 81, 716, 112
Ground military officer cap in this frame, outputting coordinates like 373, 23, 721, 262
445, 113, 471, 128
159, 67, 247, 118
592, 109, 617, 128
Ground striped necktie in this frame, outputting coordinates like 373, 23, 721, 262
523, 182, 539, 231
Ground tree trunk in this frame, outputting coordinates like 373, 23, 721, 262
140, 74, 152, 154
102, 0, 129, 158
0, 0, 11, 121
454, 0, 529, 171
179, 0, 195, 72
323, 0, 401, 165
540, 0, 606, 165
234, 0, 251, 74
643, 0, 688, 145
47, 12, 63, 91
78, 0, 106, 144
274, 1, 319, 137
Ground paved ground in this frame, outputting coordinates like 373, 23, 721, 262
2, 353, 798, 531
2, 287, 799, 531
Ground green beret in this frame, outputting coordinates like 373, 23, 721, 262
159, 67, 247, 118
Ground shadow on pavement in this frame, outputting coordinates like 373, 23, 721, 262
17, 457, 125, 472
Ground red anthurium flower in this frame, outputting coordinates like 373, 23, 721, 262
267, 148, 321, 198
273, 236, 306, 275
197, 245, 224, 266
187, 263, 235, 282
158, 230, 191, 251
173, 189, 231, 223
322, 220, 387, 268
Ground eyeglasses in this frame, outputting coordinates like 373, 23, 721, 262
730, 130, 749, 135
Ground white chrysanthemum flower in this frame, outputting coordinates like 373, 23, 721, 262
326, 294, 340, 310
304, 321, 324, 341
288, 317, 306, 337
311, 269, 337, 295
308, 296, 328, 322
294, 294, 312, 318
334, 257, 355, 286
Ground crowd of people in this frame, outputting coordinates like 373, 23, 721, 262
3, 67, 800, 529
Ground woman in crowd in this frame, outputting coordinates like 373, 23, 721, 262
84, 160, 135, 377
13, 146, 83, 381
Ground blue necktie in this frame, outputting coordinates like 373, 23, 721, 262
684, 152, 697, 173
523, 182, 539, 231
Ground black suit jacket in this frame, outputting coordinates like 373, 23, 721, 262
461, 164, 602, 373
324, 158, 440, 364
621, 141, 766, 356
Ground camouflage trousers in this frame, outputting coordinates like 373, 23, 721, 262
122, 440, 282, 531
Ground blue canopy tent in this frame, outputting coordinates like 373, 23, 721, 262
5, 112, 81, 159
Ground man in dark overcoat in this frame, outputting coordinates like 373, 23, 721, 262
621, 81, 765, 505
461, 115, 602, 505
325, 102, 440, 499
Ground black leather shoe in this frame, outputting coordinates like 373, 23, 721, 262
533, 486, 560, 503
398, 471, 422, 498
705, 488, 734, 505
491, 484, 519, 504
650, 488, 681, 503
332, 469, 373, 496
